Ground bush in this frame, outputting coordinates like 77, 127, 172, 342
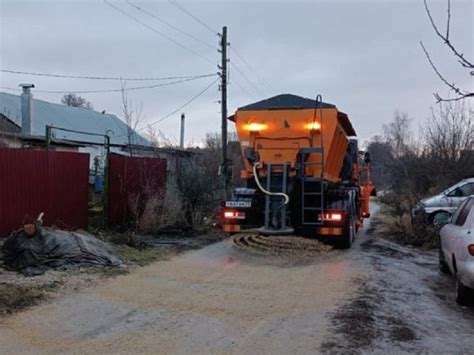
174, 152, 221, 229
368, 103, 473, 249
376, 202, 439, 249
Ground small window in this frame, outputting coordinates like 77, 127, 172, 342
447, 188, 463, 197
459, 183, 474, 197
454, 198, 474, 226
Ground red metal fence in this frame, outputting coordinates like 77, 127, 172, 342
108, 154, 167, 227
0, 149, 89, 237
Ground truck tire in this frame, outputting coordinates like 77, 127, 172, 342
338, 217, 355, 249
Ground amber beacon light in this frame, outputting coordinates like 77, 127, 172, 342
304, 121, 321, 131
244, 122, 267, 132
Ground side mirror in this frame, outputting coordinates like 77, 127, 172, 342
364, 152, 371, 164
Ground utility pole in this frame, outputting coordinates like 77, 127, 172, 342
219, 26, 229, 198
179, 113, 185, 149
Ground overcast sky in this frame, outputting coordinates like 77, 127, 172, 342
0, 0, 472, 145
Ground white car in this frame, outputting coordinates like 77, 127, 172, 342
439, 196, 474, 305
412, 178, 474, 224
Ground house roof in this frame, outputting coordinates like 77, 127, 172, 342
237, 94, 336, 111
0, 131, 86, 147
0, 92, 149, 146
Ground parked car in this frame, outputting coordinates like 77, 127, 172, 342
412, 178, 474, 225
439, 196, 474, 305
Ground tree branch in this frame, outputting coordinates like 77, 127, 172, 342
433, 93, 474, 102
420, 41, 473, 102
423, 0, 473, 69
446, 0, 451, 40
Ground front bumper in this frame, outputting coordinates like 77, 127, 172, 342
411, 206, 428, 223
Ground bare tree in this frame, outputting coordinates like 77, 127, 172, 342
383, 111, 413, 157
366, 136, 394, 188
145, 126, 177, 148
421, 0, 474, 102
423, 100, 474, 183
171, 131, 242, 229
61, 93, 94, 110
175, 150, 221, 228
120, 81, 142, 156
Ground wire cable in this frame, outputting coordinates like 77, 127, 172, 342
230, 45, 272, 95
138, 76, 218, 130
103, 0, 214, 65
0, 69, 215, 82
3, 74, 217, 94
125, 0, 215, 50
230, 61, 264, 97
168, 0, 217, 35
229, 77, 257, 101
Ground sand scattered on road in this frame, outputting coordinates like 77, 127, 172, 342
0, 240, 357, 354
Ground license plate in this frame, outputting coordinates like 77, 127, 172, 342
225, 201, 251, 208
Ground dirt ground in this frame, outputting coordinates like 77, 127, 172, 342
0, 231, 220, 316
1, 203, 474, 354
0, 238, 355, 354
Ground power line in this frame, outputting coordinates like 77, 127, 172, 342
230, 45, 272, 95
125, 0, 215, 50
229, 76, 257, 101
102, 0, 214, 65
0, 69, 215, 81
39, 74, 216, 94
168, 0, 217, 35
229, 60, 264, 98
139, 76, 218, 130
0, 74, 217, 94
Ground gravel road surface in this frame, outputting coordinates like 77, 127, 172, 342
1, 203, 473, 354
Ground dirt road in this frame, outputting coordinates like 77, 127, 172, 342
1, 205, 474, 354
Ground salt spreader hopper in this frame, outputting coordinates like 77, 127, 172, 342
220, 94, 374, 248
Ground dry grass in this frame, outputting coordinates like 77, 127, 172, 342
0, 283, 52, 317
128, 182, 184, 234
374, 202, 439, 250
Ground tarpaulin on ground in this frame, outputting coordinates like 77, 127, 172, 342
2, 228, 124, 276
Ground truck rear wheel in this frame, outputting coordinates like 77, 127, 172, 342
337, 217, 355, 249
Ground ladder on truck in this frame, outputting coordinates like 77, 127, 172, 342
301, 95, 326, 226
261, 163, 294, 235
300, 147, 325, 225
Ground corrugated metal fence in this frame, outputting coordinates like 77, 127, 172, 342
0, 149, 168, 236
0, 149, 90, 237
108, 154, 167, 227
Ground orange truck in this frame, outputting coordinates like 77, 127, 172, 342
220, 94, 374, 248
